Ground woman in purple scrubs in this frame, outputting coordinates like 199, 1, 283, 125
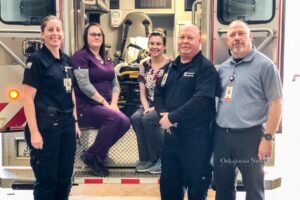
71, 23, 130, 176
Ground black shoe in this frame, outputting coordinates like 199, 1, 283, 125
80, 154, 93, 168
80, 154, 109, 177
95, 160, 110, 177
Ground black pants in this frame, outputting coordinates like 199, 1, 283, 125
213, 125, 265, 200
25, 112, 76, 200
160, 128, 212, 200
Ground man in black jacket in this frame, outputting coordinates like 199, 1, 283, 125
154, 24, 220, 200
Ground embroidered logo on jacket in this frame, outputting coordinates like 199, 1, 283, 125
183, 72, 195, 77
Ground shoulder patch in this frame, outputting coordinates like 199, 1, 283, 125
26, 62, 32, 69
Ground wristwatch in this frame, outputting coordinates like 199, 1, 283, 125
262, 133, 274, 141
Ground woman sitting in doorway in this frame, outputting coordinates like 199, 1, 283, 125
131, 29, 171, 174
71, 23, 130, 176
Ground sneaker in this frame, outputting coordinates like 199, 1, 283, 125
147, 159, 161, 174
80, 154, 109, 177
135, 161, 154, 172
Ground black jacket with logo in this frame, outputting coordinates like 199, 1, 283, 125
154, 52, 220, 132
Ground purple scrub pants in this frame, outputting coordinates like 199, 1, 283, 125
78, 104, 130, 162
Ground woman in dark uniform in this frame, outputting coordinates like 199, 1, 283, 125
23, 15, 80, 200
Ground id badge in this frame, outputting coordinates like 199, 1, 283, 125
224, 86, 234, 102
160, 73, 168, 87
64, 78, 72, 93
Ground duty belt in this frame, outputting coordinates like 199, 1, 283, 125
37, 106, 73, 115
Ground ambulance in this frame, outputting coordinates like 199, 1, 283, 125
0, 0, 285, 191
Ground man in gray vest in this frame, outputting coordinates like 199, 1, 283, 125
214, 20, 282, 200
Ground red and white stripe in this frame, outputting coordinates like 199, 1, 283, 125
75, 177, 160, 185
0, 102, 26, 131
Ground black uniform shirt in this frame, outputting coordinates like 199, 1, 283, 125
23, 46, 74, 111
155, 52, 220, 131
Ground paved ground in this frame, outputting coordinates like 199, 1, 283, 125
0, 187, 286, 200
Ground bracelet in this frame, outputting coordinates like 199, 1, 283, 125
74, 119, 78, 123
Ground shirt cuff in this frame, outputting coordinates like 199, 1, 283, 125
168, 111, 179, 124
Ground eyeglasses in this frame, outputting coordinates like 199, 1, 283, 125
89, 32, 103, 37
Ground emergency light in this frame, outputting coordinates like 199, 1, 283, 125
8, 89, 20, 100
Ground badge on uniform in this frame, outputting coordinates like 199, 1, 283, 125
224, 86, 233, 102
26, 62, 32, 69
161, 63, 173, 87
160, 73, 168, 87
64, 66, 72, 93
64, 78, 72, 93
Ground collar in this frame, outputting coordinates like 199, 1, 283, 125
39, 45, 69, 68
144, 57, 171, 71
230, 47, 256, 64
172, 51, 203, 70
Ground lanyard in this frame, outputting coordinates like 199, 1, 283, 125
160, 62, 173, 87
